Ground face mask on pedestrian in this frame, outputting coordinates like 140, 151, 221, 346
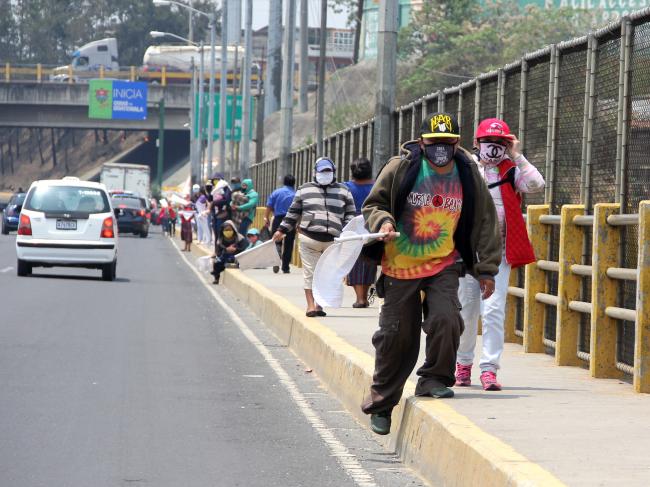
423, 142, 455, 167
316, 171, 334, 186
479, 141, 507, 165
223, 229, 235, 239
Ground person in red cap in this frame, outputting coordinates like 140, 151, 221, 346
455, 118, 545, 391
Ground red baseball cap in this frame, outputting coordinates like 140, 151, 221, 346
476, 118, 515, 140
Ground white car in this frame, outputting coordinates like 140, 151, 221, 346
15, 177, 118, 281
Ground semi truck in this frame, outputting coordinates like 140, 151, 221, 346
100, 163, 151, 199
50, 38, 119, 82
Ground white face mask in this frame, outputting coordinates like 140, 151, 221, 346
316, 171, 334, 186
479, 142, 507, 165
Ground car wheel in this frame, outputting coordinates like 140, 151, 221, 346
1, 222, 8, 235
140, 230, 148, 238
102, 260, 117, 281
17, 259, 31, 276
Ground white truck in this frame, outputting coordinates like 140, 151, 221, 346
100, 163, 151, 199
50, 38, 119, 82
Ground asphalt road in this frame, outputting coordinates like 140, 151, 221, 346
0, 228, 427, 487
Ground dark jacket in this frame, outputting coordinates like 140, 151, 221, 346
362, 140, 502, 279
216, 220, 248, 258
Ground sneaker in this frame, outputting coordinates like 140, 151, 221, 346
480, 371, 502, 391
370, 411, 392, 435
417, 386, 454, 398
455, 363, 472, 387
273, 265, 280, 274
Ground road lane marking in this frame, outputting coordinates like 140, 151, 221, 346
0, 266, 13, 273
172, 241, 378, 487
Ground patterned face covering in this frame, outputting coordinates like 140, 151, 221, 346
424, 143, 455, 167
479, 142, 507, 165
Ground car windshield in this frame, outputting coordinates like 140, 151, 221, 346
12, 194, 26, 205
25, 186, 110, 213
112, 196, 143, 209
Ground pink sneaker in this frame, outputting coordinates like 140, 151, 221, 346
480, 371, 502, 391
455, 363, 472, 387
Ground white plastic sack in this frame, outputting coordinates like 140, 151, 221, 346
236, 240, 281, 270
313, 215, 369, 308
195, 255, 214, 273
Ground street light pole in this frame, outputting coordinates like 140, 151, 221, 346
198, 42, 205, 181
190, 58, 197, 186
157, 98, 165, 191
316, 0, 327, 155
207, 10, 217, 178
218, 0, 228, 175
279, 0, 296, 181
241, 0, 253, 179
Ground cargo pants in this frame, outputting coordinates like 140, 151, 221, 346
361, 264, 464, 415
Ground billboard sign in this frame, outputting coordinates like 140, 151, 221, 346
89, 80, 148, 120
194, 94, 254, 141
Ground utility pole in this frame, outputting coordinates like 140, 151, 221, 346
241, 0, 253, 179
265, 0, 283, 116
190, 58, 197, 185
255, 92, 265, 164
197, 42, 205, 181
218, 0, 228, 175
157, 98, 165, 191
188, 0, 194, 43
316, 0, 327, 155
372, 0, 398, 176
279, 0, 296, 180
228, 0, 242, 178
207, 9, 217, 178
299, 0, 308, 113
352, 0, 364, 64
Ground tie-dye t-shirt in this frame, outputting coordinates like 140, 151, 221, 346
382, 158, 463, 279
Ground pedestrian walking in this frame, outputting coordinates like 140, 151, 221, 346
360, 112, 502, 436
179, 204, 196, 252
212, 220, 248, 284
264, 175, 297, 274
272, 158, 356, 317
231, 179, 259, 236
455, 118, 543, 391
344, 158, 377, 308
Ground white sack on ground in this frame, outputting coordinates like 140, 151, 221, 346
236, 240, 281, 270
313, 215, 369, 308
195, 255, 213, 273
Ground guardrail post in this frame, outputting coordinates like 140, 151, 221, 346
99, 65, 104, 79
524, 204, 550, 353
635, 200, 650, 392
504, 271, 522, 344
130, 66, 136, 82
556, 204, 586, 366
36, 63, 42, 82
67, 65, 73, 84
591, 203, 624, 379
4, 62, 9, 82
162, 66, 167, 87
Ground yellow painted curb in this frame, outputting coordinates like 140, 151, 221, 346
189, 238, 565, 486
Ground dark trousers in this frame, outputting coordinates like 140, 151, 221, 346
361, 264, 464, 415
212, 254, 236, 281
239, 217, 252, 236
272, 214, 295, 272
213, 217, 226, 254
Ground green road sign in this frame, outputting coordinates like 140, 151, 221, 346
88, 80, 113, 119
194, 94, 254, 141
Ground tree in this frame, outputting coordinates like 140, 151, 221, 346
396, 0, 596, 101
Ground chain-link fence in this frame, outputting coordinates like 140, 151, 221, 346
252, 9, 650, 373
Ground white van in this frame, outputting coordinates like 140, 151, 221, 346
15, 178, 118, 281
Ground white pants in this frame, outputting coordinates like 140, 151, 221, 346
197, 214, 210, 244
457, 259, 512, 373
299, 234, 333, 290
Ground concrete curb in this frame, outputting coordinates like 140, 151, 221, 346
185, 239, 564, 486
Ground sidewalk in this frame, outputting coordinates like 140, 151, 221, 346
188, 236, 650, 486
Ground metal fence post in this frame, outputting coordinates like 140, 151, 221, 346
504, 271, 523, 344
36, 63, 42, 82
524, 204, 550, 353
496, 68, 505, 119
519, 59, 529, 149
591, 203, 625, 379
580, 35, 595, 206
615, 18, 632, 210
4, 62, 9, 82
635, 200, 650, 392
438, 90, 445, 113
473, 78, 481, 134
556, 204, 586, 366
545, 45, 558, 205
457, 88, 463, 133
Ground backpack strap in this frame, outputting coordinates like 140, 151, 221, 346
487, 166, 516, 190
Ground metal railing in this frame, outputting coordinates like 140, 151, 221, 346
0, 63, 259, 87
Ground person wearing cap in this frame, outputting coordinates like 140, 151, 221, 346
245, 227, 263, 249
455, 118, 544, 391
360, 112, 502, 435
272, 158, 356, 317
264, 175, 297, 274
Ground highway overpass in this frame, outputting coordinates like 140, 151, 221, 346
0, 82, 191, 130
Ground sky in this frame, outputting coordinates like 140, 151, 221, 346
249, 0, 352, 30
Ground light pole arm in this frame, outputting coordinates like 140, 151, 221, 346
155, 0, 211, 19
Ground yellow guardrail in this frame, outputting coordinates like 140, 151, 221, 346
0, 63, 259, 87
504, 200, 650, 393
253, 207, 301, 268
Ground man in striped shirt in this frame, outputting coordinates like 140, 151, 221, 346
272, 158, 357, 317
